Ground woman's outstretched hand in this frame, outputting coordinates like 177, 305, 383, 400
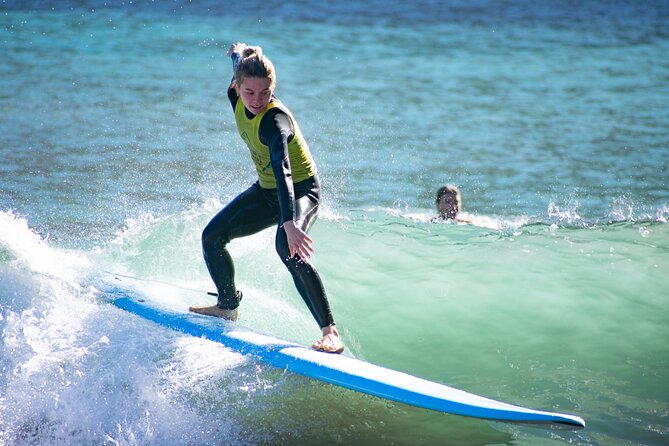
283, 220, 314, 260
227, 42, 247, 58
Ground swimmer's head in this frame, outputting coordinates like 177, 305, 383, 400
435, 185, 462, 219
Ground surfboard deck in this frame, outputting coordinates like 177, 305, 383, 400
98, 285, 585, 430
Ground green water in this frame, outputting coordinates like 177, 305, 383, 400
86, 209, 669, 445
2, 0, 668, 444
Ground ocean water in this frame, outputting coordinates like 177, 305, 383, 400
1, 1, 668, 445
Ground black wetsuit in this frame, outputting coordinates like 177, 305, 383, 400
201, 86, 335, 329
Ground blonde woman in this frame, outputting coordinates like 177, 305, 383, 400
190, 43, 344, 354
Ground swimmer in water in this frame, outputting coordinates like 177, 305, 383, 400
432, 184, 470, 223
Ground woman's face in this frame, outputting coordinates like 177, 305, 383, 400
238, 76, 273, 115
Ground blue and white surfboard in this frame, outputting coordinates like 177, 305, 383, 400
100, 286, 585, 430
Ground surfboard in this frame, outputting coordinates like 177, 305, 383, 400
98, 285, 585, 430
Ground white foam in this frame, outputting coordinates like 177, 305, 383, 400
0, 210, 90, 288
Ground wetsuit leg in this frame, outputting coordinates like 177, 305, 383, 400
275, 177, 335, 329
202, 182, 278, 309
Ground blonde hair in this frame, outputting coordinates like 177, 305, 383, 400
234, 46, 276, 89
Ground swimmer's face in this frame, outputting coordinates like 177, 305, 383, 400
238, 76, 273, 115
437, 192, 461, 219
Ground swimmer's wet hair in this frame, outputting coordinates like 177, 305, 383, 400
235, 46, 276, 89
436, 184, 461, 203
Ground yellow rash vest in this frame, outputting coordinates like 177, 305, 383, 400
234, 98, 316, 189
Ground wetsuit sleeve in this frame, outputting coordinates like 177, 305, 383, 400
227, 52, 240, 110
259, 108, 295, 223
230, 52, 240, 73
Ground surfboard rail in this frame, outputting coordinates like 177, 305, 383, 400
101, 286, 585, 430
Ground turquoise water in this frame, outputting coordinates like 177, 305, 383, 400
1, 1, 668, 445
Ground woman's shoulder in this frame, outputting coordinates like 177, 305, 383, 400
259, 102, 294, 143
262, 99, 293, 123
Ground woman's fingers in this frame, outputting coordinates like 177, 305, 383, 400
293, 236, 313, 259
293, 232, 313, 259
284, 220, 314, 260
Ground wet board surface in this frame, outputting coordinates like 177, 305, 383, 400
99, 285, 585, 430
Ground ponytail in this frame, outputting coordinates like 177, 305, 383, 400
234, 45, 276, 88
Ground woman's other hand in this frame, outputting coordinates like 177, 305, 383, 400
283, 220, 314, 260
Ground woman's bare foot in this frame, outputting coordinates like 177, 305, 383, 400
312, 325, 344, 354
189, 305, 238, 321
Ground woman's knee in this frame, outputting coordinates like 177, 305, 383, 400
202, 221, 230, 252
275, 237, 292, 264
276, 228, 305, 266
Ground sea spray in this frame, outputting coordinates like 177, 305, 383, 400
2, 1, 668, 443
